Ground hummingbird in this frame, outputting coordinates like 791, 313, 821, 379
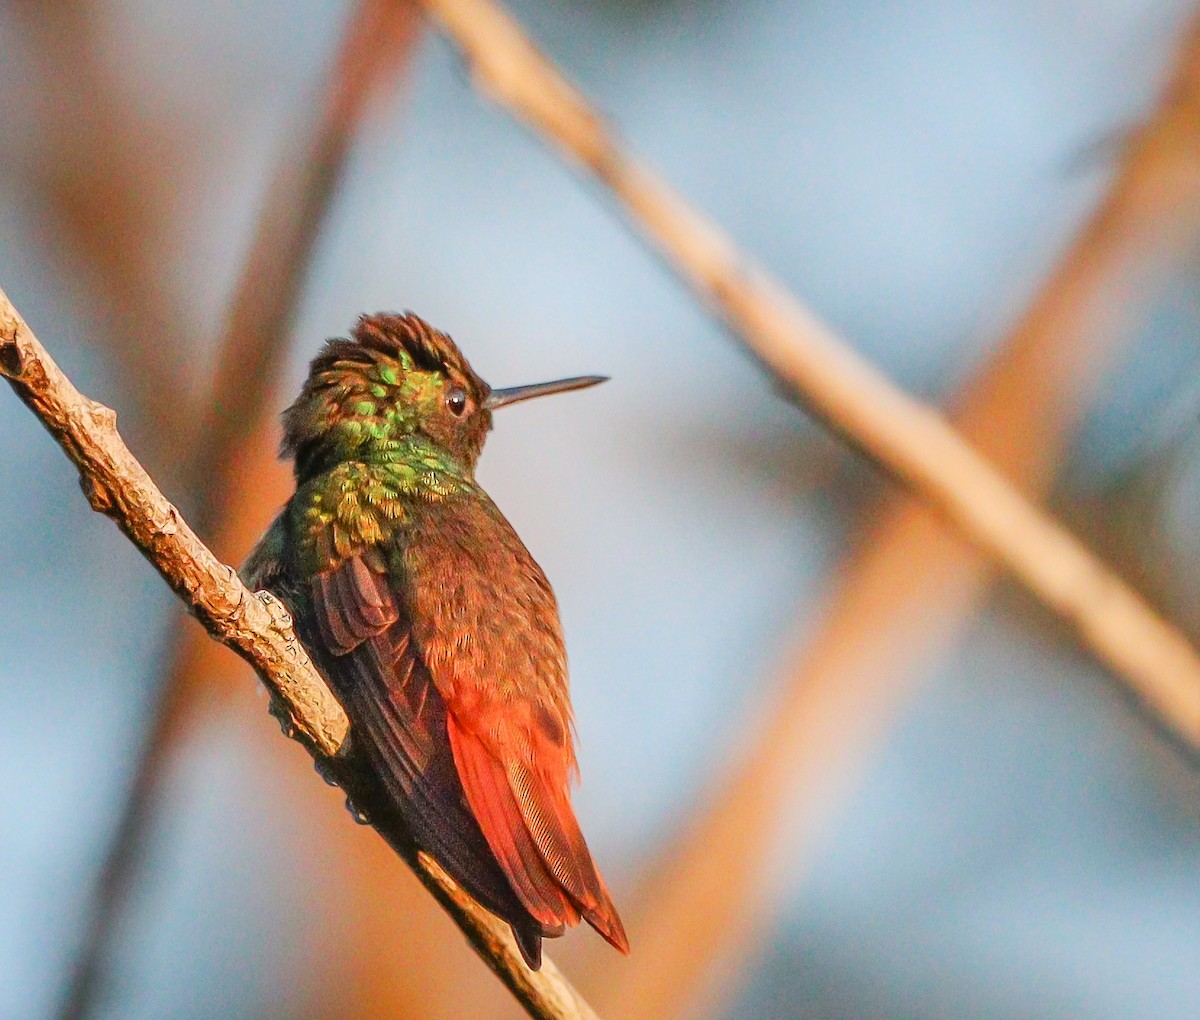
243, 312, 628, 969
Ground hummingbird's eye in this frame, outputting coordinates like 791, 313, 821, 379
446, 388, 469, 417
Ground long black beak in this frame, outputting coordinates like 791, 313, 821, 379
483, 375, 608, 410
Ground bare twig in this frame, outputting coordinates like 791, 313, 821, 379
0, 291, 602, 1020
582, 14, 1200, 1017
413, 0, 1200, 745
56, 4, 424, 1017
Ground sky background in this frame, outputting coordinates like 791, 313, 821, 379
4, 1, 1200, 1017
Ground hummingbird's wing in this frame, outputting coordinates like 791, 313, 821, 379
403, 496, 630, 956
246, 519, 553, 967
304, 550, 558, 967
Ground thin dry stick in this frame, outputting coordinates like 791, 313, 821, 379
0, 292, 601, 1020
413, 0, 1200, 744
581, 14, 1200, 1017
57, 4, 423, 1018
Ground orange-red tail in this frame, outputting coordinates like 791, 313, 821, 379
447, 712, 629, 955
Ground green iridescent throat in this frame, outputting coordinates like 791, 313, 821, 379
282, 318, 495, 574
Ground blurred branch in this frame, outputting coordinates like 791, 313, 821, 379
415, 0, 1200, 743
585, 13, 1200, 1016
0, 292, 602, 1020
7, 0, 201, 465
190, 0, 423, 526
56, 3, 423, 1018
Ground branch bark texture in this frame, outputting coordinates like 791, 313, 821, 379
414, 0, 1200, 746
0, 291, 600, 1020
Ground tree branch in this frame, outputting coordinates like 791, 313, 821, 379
584, 13, 1200, 1016
0, 291, 601, 1020
413, 0, 1200, 744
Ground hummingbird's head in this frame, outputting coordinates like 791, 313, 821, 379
282, 313, 606, 480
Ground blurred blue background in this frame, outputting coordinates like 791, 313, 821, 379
4, 1, 1200, 1017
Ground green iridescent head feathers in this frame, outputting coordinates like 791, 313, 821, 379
283, 313, 494, 480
